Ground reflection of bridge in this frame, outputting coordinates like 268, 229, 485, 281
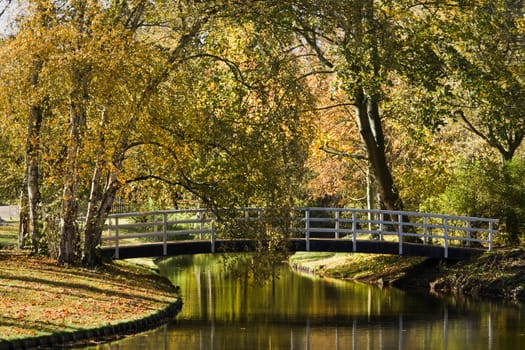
100, 207, 498, 260
149, 310, 499, 350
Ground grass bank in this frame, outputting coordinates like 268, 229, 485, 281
289, 252, 434, 287
0, 248, 180, 346
289, 249, 525, 303
431, 248, 525, 301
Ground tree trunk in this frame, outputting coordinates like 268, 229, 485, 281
355, 88, 402, 211
58, 69, 87, 265
83, 120, 120, 267
18, 188, 29, 248
83, 176, 119, 267
26, 61, 44, 254
59, 195, 79, 265
58, 115, 81, 264
83, 161, 104, 267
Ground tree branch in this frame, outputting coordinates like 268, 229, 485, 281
319, 145, 367, 160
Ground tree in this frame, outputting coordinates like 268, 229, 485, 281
0, 0, 57, 253
437, 0, 525, 163
0, 0, 315, 266
282, 0, 448, 212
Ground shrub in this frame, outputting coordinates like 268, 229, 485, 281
422, 158, 525, 246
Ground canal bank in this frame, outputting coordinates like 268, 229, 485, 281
0, 251, 182, 349
288, 248, 525, 303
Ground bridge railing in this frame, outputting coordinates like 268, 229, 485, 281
101, 209, 217, 258
289, 208, 498, 258
101, 207, 498, 259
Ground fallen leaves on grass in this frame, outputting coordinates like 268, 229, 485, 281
0, 251, 178, 340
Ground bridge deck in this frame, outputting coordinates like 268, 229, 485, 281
100, 238, 484, 260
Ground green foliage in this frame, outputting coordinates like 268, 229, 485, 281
423, 158, 525, 245
435, 0, 525, 161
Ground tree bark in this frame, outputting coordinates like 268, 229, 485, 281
18, 188, 29, 248
355, 88, 402, 211
26, 61, 43, 254
83, 108, 113, 267
83, 179, 118, 267
58, 68, 87, 265
58, 103, 82, 264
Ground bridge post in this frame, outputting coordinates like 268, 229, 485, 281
379, 212, 384, 241
352, 211, 357, 252
162, 212, 167, 256
211, 220, 216, 253
398, 214, 403, 255
335, 210, 340, 239
305, 209, 310, 252
489, 221, 494, 251
198, 211, 204, 240
115, 217, 120, 260
423, 216, 429, 244
443, 218, 449, 259
153, 213, 158, 237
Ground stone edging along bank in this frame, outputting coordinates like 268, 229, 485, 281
0, 299, 183, 350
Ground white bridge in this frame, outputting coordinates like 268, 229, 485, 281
100, 207, 498, 260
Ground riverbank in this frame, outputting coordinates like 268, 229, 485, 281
289, 248, 525, 303
0, 250, 181, 349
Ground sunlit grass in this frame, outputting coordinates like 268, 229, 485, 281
0, 223, 18, 249
289, 251, 427, 282
0, 251, 178, 340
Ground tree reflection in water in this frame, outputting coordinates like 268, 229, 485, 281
86, 254, 524, 350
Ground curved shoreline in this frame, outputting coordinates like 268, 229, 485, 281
288, 249, 525, 303
0, 295, 182, 350
0, 252, 183, 350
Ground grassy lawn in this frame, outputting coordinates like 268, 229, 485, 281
289, 251, 427, 283
0, 223, 18, 249
0, 226, 179, 342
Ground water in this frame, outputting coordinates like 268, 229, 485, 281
89, 254, 524, 349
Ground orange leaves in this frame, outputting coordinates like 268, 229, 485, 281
0, 252, 178, 340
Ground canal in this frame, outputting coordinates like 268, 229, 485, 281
88, 254, 524, 349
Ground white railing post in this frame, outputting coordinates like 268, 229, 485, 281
379, 212, 384, 241
466, 220, 471, 247
211, 220, 216, 253
335, 210, 340, 239
352, 211, 357, 252
489, 221, 494, 251
368, 208, 373, 234
398, 213, 403, 255
305, 209, 310, 252
115, 217, 120, 259
198, 211, 204, 240
443, 218, 449, 259
162, 212, 168, 256
423, 216, 429, 244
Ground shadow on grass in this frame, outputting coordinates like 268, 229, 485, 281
0, 273, 171, 305
0, 316, 79, 337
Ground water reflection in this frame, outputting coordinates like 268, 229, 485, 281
88, 254, 524, 350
